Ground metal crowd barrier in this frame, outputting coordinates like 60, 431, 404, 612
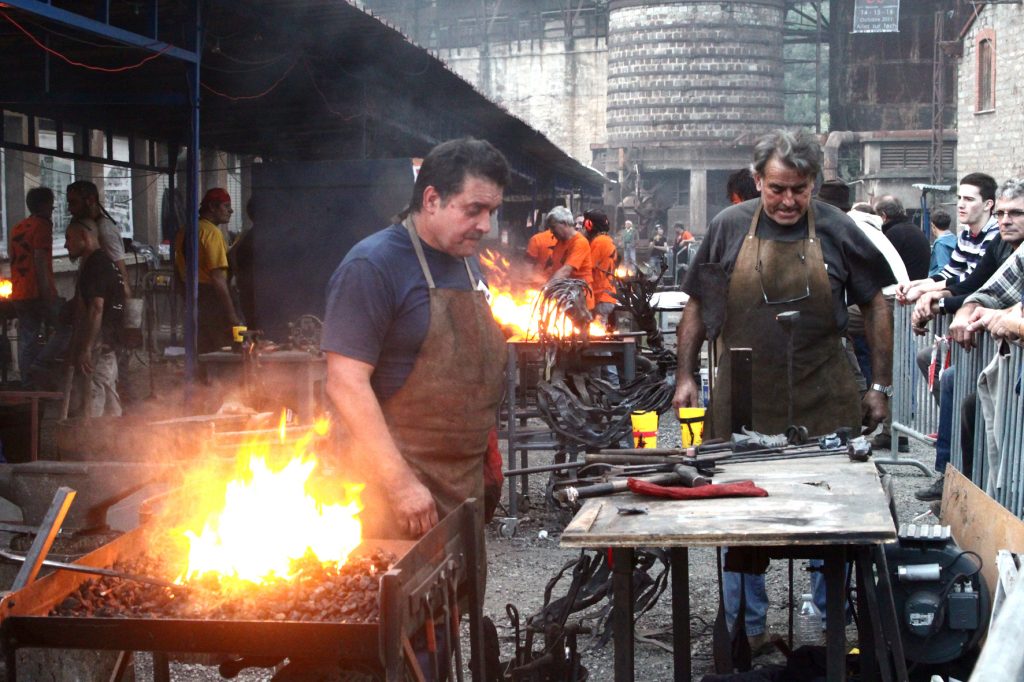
886, 303, 941, 473
892, 302, 1024, 517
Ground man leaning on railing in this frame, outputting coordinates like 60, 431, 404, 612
904, 178, 1024, 502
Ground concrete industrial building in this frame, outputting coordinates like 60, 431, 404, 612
365, 0, 960, 235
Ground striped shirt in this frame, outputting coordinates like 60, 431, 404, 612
963, 246, 1024, 310
936, 216, 999, 282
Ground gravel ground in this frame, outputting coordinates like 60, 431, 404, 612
15, 357, 943, 680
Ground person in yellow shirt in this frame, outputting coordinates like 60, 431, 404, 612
174, 188, 242, 354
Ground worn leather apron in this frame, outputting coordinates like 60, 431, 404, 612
361, 218, 508, 541
708, 203, 861, 439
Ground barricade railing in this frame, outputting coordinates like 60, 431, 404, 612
887, 303, 942, 473
892, 303, 1024, 518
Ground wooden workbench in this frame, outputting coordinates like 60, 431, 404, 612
561, 456, 904, 682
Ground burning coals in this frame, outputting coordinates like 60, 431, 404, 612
51, 414, 390, 624
51, 548, 397, 623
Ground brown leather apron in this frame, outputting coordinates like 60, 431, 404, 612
708, 203, 861, 439
360, 217, 508, 540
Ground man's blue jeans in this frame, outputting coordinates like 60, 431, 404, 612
723, 549, 768, 636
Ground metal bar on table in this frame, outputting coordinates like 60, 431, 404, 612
0, 549, 177, 589
670, 547, 690, 682
612, 547, 635, 682
11, 487, 76, 591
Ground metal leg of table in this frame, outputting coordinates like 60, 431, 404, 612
152, 652, 171, 682
622, 344, 636, 382
855, 547, 891, 682
505, 348, 519, 518
872, 545, 909, 682
612, 548, 635, 682
823, 547, 847, 682
670, 548, 691, 682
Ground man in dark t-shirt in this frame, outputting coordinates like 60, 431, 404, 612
67, 219, 125, 417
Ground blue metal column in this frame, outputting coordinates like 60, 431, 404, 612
184, 3, 202, 381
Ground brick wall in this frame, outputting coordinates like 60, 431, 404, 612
957, 4, 1024, 182
606, 1, 786, 148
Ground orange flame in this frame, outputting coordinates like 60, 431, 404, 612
480, 249, 606, 338
0, 279, 11, 299
173, 414, 363, 588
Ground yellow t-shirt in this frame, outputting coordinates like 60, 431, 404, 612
174, 218, 229, 285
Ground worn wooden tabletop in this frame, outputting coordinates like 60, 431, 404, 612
560, 456, 897, 548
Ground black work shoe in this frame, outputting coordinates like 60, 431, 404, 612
871, 433, 891, 449
914, 478, 944, 501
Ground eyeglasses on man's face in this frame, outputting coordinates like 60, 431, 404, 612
993, 209, 1024, 220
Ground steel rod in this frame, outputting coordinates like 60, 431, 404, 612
0, 549, 178, 589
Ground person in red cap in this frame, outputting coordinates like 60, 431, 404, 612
174, 187, 242, 354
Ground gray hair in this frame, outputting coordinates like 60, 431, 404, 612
546, 205, 574, 226
752, 129, 822, 179
997, 177, 1024, 202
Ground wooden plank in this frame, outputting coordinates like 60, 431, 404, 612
561, 457, 896, 548
941, 466, 1024, 602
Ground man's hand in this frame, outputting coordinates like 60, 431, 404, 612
980, 303, 1024, 341
385, 476, 439, 539
861, 389, 888, 434
896, 278, 940, 305
948, 305, 978, 350
911, 291, 942, 329
672, 375, 701, 409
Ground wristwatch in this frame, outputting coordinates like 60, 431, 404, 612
870, 383, 894, 398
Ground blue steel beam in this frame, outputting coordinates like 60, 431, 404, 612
4, 0, 199, 63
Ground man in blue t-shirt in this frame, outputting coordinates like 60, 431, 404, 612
322, 138, 510, 541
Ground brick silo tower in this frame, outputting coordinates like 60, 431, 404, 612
604, 0, 788, 234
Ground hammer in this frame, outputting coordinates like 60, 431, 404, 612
776, 311, 801, 430
553, 464, 709, 503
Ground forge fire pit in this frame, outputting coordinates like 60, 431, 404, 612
0, 499, 484, 681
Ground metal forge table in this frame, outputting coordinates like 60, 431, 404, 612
0, 499, 485, 681
561, 457, 907, 682
501, 336, 637, 521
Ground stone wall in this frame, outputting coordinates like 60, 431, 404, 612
435, 40, 608, 165
957, 4, 1024, 182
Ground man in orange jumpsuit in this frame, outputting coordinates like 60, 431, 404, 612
584, 210, 618, 324
525, 225, 558, 279
545, 206, 594, 307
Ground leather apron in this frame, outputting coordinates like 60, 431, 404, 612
361, 218, 508, 540
708, 203, 861, 439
